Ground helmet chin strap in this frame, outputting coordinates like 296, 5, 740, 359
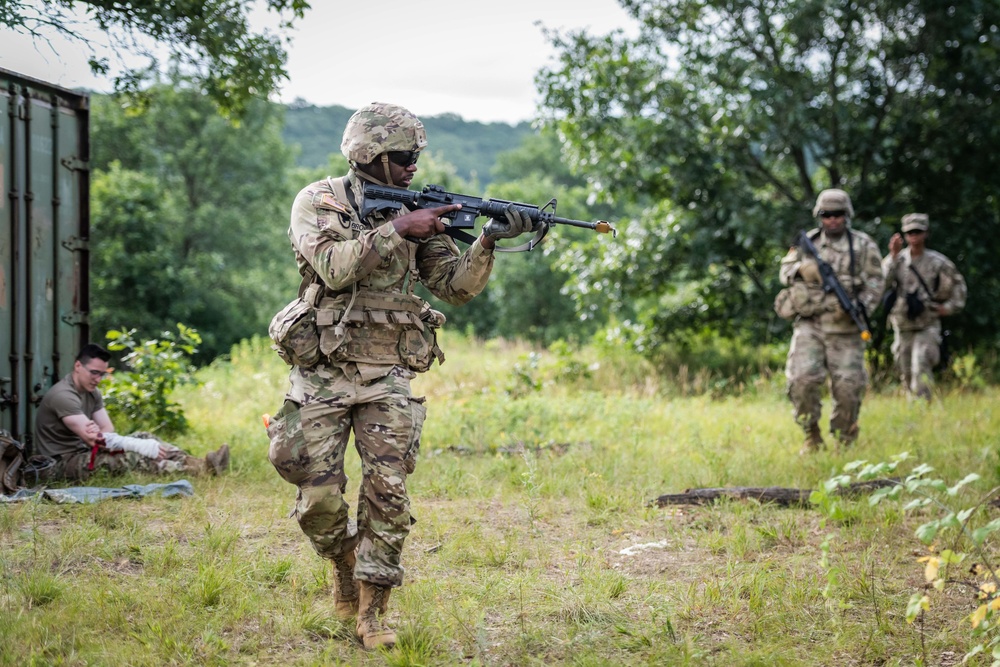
350, 156, 398, 187
379, 154, 397, 187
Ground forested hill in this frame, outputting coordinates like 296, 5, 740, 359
282, 101, 533, 185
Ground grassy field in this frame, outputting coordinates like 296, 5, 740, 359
2, 333, 999, 666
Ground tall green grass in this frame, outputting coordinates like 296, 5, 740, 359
1, 333, 997, 665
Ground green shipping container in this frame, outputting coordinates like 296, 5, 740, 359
0, 67, 90, 450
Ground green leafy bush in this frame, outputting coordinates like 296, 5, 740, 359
102, 324, 202, 436
817, 454, 1000, 665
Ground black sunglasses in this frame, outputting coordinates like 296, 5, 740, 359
386, 151, 420, 168
904, 229, 926, 235
819, 210, 846, 218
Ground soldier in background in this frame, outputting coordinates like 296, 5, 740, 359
35, 343, 229, 480
777, 189, 884, 453
882, 213, 967, 400
266, 102, 532, 649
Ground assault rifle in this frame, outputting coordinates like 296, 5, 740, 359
361, 182, 617, 252
797, 231, 872, 342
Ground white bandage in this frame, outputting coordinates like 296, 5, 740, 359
103, 433, 161, 459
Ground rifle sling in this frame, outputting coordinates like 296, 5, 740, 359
445, 223, 549, 253
908, 263, 936, 300
810, 228, 858, 297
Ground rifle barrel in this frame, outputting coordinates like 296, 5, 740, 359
551, 216, 617, 235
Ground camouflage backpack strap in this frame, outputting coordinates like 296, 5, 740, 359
297, 266, 322, 300
327, 175, 360, 218
847, 230, 857, 297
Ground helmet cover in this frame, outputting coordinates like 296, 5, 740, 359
812, 189, 855, 218
340, 102, 428, 164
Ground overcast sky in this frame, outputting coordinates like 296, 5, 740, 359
0, 1, 639, 125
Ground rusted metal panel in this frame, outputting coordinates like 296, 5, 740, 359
0, 67, 89, 450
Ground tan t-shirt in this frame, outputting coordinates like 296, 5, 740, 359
34, 374, 104, 458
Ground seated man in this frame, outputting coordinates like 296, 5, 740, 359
34, 343, 229, 481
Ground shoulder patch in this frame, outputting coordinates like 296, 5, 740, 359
312, 192, 350, 215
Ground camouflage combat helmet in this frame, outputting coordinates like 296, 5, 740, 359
812, 189, 854, 218
340, 102, 428, 165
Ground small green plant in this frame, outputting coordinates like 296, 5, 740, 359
548, 339, 592, 382
506, 352, 542, 398
102, 324, 202, 436
520, 446, 542, 530
817, 453, 1000, 665
951, 353, 987, 392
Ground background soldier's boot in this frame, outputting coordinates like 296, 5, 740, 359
331, 549, 359, 620
356, 581, 395, 649
181, 456, 209, 475
799, 425, 824, 455
837, 423, 859, 448
205, 444, 230, 475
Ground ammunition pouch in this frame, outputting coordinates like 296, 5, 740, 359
269, 283, 323, 368
266, 400, 309, 486
774, 282, 823, 321
316, 290, 446, 373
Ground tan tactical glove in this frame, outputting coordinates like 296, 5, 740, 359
798, 258, 822, 285
483, 203, 534, 240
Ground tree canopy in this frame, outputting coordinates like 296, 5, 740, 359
2, 0, 308, 115
90, 75, 297, 359
537, 0, 1000, 357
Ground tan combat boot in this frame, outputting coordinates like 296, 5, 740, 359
356, 581, 395, 649
799, 424, 824, 455
205, 444, 230, 475
331, 549, 359, 620
181, 456, 209, 475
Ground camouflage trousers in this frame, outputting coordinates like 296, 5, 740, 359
269, 363, 426, 588
891, 320, 941, 400
785, 320, 867, 441
49, 440, 195, 481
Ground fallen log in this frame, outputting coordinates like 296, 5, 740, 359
650, 479, 899, 508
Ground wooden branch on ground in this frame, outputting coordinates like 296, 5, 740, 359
650, 479, 899, 508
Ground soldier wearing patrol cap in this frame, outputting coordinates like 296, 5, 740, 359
778, 189, 884, 453
883, 213, 967, 400
265, 102, 532, 649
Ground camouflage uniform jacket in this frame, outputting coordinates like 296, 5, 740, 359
779, 227, 884, 334
287, 171, 495, 380
882, 248, 967, 331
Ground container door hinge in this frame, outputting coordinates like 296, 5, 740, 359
61, 236, 89, 252
61, 156, 90, 172
61, 311, 89, 326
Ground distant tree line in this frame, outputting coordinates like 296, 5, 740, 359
282, 101, 533, 186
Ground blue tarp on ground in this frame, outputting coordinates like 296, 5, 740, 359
0, 480, 194, 504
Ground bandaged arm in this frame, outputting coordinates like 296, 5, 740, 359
103, 433, 162, 459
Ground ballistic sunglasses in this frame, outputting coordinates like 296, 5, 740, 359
387, 151, 420, 168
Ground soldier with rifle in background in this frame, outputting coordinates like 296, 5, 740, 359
774, 189, 885, 453
882, 213, 967, 400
